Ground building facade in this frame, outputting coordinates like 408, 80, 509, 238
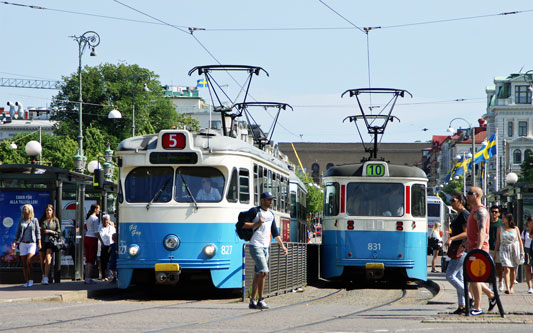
484, 73, 533, 190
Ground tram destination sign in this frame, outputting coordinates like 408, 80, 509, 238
150, 152, 198, 164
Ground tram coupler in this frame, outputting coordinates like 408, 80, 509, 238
365, 263, 385, 280
155, 263, 181, 285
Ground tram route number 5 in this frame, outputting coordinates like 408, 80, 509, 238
368, 243, 381, 251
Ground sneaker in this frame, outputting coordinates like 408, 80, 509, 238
499, 281, 505, 292
41, 277, 49, 285
27, 280, 33, 287
248, 299, 257, 309
257, 299, 270, 310
84, 278, 94, 284
452, 307, 465, 314
528, 288, 533, 294
470, 308, 483, 316
488, 298, 497, 311
22, 282, 29, 288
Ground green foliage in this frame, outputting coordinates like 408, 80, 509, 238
440, 176, 465, 203
295, 168, 323, 218
51, 63, 199, 144
520, 151, 533, 181
0, 132, 77, 169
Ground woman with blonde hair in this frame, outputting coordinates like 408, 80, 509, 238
12, 204, 41, 287
429, 222, 443, 273
495, 213, 525, 294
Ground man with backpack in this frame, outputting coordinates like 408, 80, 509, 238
242, 191, 288, 309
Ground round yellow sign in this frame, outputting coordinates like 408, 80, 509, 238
470, 258, 487, 277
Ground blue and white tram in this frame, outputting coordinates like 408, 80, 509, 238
321, 160, 428, 282
116, 129, 292, 289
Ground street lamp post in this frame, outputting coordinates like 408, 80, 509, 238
131, 70, 151, 137
448, 118, 476, 187
70, 31, 100, 172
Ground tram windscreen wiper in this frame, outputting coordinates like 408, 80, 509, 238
146, 178, 171, 210
180, 174, 198, 211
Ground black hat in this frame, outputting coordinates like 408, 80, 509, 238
260, 191, 273, 199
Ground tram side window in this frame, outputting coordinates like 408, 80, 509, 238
411, 184, 426, 217
175, 167, 224, 202
125, 167, 173, 203
324, 183, 339, 216
239, 169, 250, 203
227, 168, 238, 202
346, 183, 403, 217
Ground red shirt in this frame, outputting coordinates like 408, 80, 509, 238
466, 205, 490, 251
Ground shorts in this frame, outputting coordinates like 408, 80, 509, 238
489, 249, 501, 264
19, 242, 37, 256
525, 248, 533, 266
84, 236, 98, 265
249, 245, 269, 274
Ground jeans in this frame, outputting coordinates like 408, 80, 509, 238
446, 253, 467, 306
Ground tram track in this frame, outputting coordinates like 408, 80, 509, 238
144, 288, 346, 332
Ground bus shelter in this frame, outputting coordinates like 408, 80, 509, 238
0, 164, 117, 283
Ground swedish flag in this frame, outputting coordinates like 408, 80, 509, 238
196, 78, 208, 88
474, 133, 497, 164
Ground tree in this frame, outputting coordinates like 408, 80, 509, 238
295, 168, 323, 217
520, 151, 533, 181
439, 176, 465, 204
51, 63, 199, 145
0, 132, 77, 169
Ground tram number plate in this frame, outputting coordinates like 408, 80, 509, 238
365, 164, 385, 177
365, 263, 385, 270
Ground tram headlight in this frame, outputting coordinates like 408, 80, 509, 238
163, 234, 180, 251
203, 244, 216, 258
128, 244, 140, 256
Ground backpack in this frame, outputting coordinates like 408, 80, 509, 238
235, 206, 260, 241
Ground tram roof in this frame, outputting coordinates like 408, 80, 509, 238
325, 163, 427, 178
118, 131, 292, 171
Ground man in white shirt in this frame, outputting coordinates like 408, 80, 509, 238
243, 191, 288, 310
196, 178, 221, 201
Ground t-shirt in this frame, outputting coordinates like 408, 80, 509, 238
85, 215, 99, 238
522, 230, 532, 249
196, 188, 221, 201
466, 205, 490, 251
450, 210, 469, 248
249, 208, 280, 248
489, 218, 503, 250
99, 225, 116, 246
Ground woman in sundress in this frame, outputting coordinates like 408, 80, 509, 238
494, 213, 524, 294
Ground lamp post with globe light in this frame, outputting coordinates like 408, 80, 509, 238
70, 31, 100, 173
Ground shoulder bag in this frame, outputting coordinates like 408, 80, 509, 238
447, 242, 465, 259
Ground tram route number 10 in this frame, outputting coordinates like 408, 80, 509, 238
366, 164, 385, 177
368, 242, 381, 251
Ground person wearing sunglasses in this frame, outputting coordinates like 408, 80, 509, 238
465, 187, 492, 316
445, 193, 470, 314
488, 205, 504, 291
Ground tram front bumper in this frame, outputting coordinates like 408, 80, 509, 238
155, 263, 181, 285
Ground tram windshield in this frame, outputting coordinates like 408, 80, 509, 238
175, 167, 225, 202
346, 183, 404, 217
125, 167, 174, 203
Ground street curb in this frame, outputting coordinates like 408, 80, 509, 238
0, 287, 120, 303
426, 279, 454, 304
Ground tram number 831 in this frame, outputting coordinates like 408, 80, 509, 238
368, 243, 381, 251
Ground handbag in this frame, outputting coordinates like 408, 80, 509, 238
50, 236, 66, 252
447, 242, 465, 259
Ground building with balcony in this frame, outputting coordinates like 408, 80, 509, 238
484, 73, 533, 190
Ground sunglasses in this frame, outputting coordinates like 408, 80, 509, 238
491, 211, 499, 214
450, 198, 458, 203
467, 191, 477, 196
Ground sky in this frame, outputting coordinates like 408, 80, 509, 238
1, 0, 533, 144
